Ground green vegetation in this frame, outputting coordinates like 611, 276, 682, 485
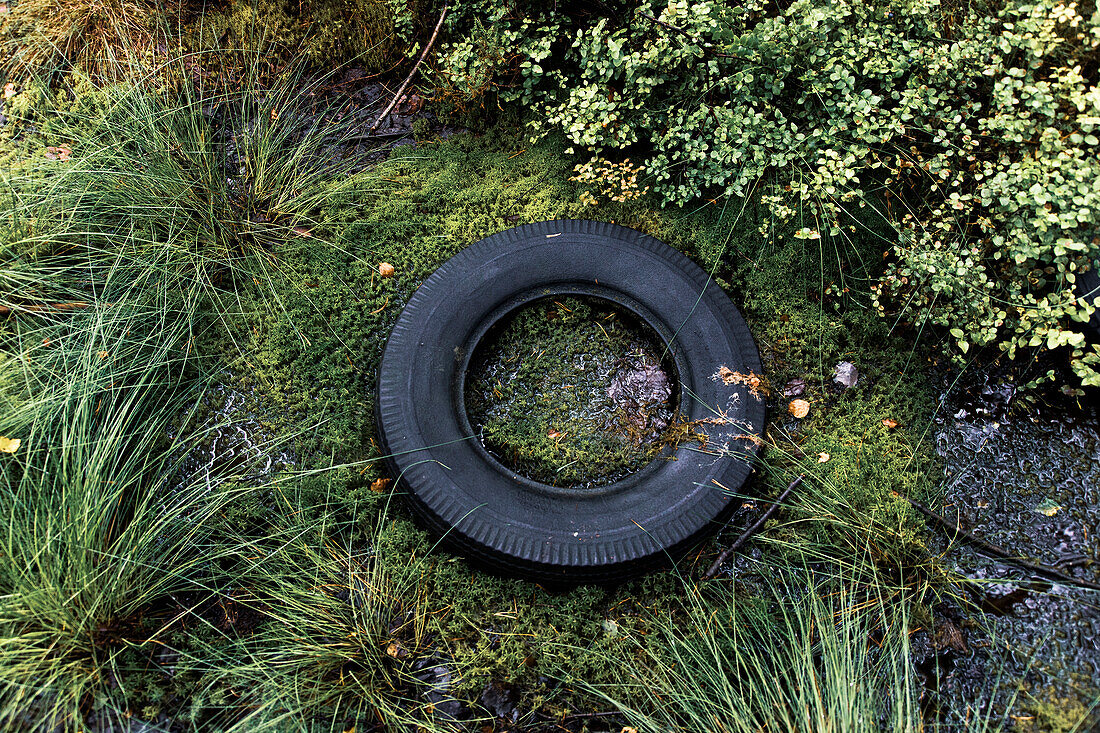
0, 1, 1098, 731
437, 0, 1100, 388
585, 561, 923, 733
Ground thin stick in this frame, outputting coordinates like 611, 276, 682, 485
703, 474, 802, 580
0, 301, 92, 316
898, 492, 1100, 592
370, 2, 448, 132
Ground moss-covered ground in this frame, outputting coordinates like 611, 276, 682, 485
173, 128, 944, 714
466, 295, 673, 487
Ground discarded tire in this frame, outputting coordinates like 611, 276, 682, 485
376, 220, 765, 584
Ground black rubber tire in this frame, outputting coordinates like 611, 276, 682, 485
376, 220, 765, 585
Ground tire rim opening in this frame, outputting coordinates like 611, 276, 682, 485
464, 295, 679, 488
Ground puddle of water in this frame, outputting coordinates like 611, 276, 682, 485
171, 385, 296, 494
465, 296, 675, 488
925, 372, 1100, 726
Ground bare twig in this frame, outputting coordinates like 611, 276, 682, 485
0, 301, 93, 316
703, 474, 803, 580
638, 11, 690, 36
370, 2, 448, 132
898, 492, 1100, 592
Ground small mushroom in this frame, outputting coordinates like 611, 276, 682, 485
788, 399, 810, 419
378, 262, 395, 278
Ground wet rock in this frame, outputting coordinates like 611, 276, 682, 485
833, 361, 859, 389
931, 370, 1100, 717
414, 661, 465, 721
480, 681, 521, 723
171, 386, 295, 493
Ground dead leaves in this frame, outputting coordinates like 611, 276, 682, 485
0, 436, 20, 454
44, 145, 72, 161
714, 366, 767, 398
370, 478, 392, 494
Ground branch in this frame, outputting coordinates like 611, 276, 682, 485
370, 2, 448, 132
899, 492, 1100, 592
703, 475, 802, 580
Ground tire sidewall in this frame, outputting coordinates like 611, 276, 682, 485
376, 220, 764, 581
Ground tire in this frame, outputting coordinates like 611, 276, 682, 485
376, 220, 765, 584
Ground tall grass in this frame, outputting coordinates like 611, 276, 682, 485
0, 274, 243, 728
2, 53, 371, 313
583, 560, 922, 733
177, 508, 454, 731
0, 50, 384, 728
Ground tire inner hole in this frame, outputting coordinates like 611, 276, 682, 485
464, 295, 678, 488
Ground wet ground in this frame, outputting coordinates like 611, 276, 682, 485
919, 371, 1100, 730
464, 296, 675, 487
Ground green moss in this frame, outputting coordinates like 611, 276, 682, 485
207, 128, 945, 706
1019, 692, 1098, 733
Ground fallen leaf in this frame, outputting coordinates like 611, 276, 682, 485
714, 366, 767, 397
817, 452, 830, 463
0, 436, 20, 453
882, 418, 899, 428
788, 399, 810, 419
546, 429, 561, 440
44, 145, 72, 161
3, 82, 15, 99
98, 351, 109, 359
1035, 498, 1061, 517
782, 378, 806, 397
931, 618, 968, 653
378, 262, 395, 278
292, 226, 312, 237
370, 478, 392, 494
833, 361, 858, 388
385, 640, 408, 658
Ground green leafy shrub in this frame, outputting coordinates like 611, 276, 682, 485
436, 0, 1100, 387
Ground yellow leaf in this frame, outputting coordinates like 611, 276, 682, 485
817, 452, 830, 463
0, 436, 20, 454
788, 399, 810, 418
